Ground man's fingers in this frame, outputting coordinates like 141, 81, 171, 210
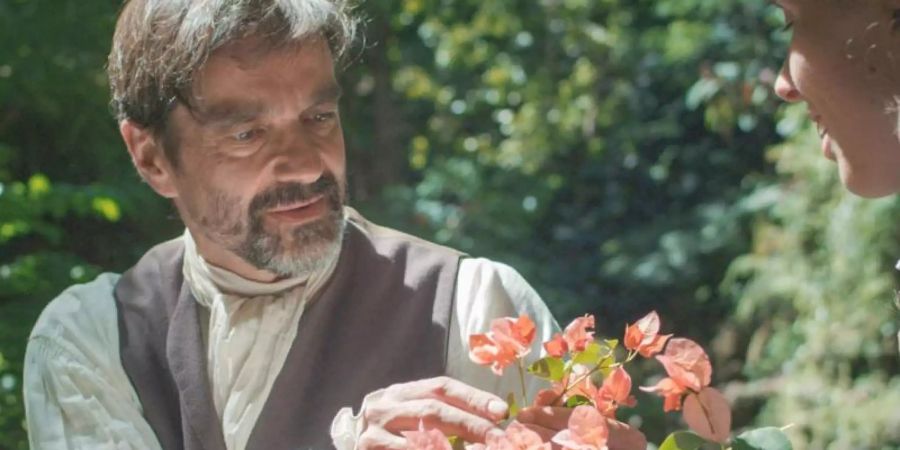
516, 406, 571, 431
388, 376, 508, 421
357, 426, 406, 450
377, 398, 503, 443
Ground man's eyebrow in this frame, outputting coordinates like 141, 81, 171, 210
190, 99, 266, 128
311, 83, 343, 105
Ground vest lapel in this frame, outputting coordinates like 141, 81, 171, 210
167, 283, 227, 450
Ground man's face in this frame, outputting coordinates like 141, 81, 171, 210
164, 38, 347, 278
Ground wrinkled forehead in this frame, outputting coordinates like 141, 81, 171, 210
184, 38, 340, 122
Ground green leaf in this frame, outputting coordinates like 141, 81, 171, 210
572, 342, 604, 366
658, 431, 708, 450
92, 197, 121, 222
27, 173, 51, 197
604, 339, 619, 350
507, 392, 519, 418
528, 356, 565, 381
447, 435, 466, 450
564, 394, 593, 408
733, 427, 793, 450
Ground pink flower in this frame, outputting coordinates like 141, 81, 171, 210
532, 388, 561, 407
469, 315, 537, 375
624, 311, 671, 358
563, 315, 596, 352
593, 367, 636, 418
638, 377, 686, 412
544, 315, 596, 358
654, 338, 711, 392
639, 338, 712, 412
543, 333, 568, 358
530, 364, 597, 408
483, 422, 551, 450
552, 405, 609, 450
563, 364, 600, 401
402, 421, 452, 450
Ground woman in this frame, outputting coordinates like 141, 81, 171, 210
773, 0, 900, 198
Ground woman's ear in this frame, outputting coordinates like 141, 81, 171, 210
119, 120, 179, 199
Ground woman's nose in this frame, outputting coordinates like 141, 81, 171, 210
774, 60, 802, 102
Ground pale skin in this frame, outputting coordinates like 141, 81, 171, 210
773, 0, 900, 197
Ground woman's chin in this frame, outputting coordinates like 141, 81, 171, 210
840, 166, 900, 198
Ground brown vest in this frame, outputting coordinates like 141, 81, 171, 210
114, 212, 463, 450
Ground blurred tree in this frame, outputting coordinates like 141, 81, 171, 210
0, 1, 179, 447
721, 122, 900, 449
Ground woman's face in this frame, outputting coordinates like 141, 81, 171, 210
774, 0, 900, 198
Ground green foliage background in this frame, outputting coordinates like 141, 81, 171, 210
0, 0, 897, 449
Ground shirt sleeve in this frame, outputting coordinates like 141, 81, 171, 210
445, 257, 561, 401
23, 273, 163, 450
330, 257, 560, 449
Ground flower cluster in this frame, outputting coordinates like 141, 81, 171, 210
405, 311, 792, 450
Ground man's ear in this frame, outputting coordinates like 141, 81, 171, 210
119, 120, 179, 199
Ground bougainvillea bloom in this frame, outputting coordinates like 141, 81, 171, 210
639, 377, 687, 412
481, 422, 551, 450
533, 388, 561, 407
552, 405, 610, 450
624, 311, 671, 358
563, 314, 596, 352
402, 421, 452, 450
593, 367, 636, 418
469, 315, 537, 375
639, 337, 712, 411
654, 338, 711, 392
564, 364, 600, 401
544, 333, 568, 358
543, 315, 594, 358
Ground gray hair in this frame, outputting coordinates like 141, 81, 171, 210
107, 0, 359, 164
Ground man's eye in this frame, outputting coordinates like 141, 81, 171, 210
233, 128, 263, 142
312, 112, 337, 123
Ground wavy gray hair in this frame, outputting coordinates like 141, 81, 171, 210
107, 0, 359, 164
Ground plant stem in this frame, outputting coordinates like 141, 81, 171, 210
552, 364, 603, 405
517, 360, 528, 406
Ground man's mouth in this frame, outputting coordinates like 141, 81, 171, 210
266, 195, 328, 224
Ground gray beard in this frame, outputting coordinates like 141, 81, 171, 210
238, 210, 346, 278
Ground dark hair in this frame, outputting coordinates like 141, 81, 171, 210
107, 0, 359, 165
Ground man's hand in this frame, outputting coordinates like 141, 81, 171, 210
516, 406, 648, 450
358, 376, 509, 449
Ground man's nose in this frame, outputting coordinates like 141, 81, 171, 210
774, 60, 801, 102
270, 135, 326, 185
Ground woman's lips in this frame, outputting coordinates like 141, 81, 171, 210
811, 115, 836, 161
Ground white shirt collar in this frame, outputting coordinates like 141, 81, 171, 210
181, 229, 310, 307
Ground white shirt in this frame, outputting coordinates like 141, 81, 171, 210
24, 230, 559, 450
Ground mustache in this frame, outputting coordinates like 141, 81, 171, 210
249, 174, 342, 217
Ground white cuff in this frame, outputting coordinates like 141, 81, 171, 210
330, 390, 383, 450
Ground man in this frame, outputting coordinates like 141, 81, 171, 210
23, 1, 576, 449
